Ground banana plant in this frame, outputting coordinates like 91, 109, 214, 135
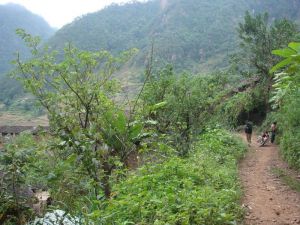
270, 42, 300, 108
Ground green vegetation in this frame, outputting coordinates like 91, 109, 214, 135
208, 11, 300, 131
2, 0, 300, 110
0, 78, 24, 107
93, 129, 246, 225
234, 11, 299, 117
49, 0, 300, 72
0, 134, 39, 224
1, 1, 300, 224
232, 14, 300, 171
0, 128, 246, 224
1, 29, 248, 224
270, 42, 300, 170
237, 11, 299, 76
141, 66, 232, 155
12, 29, 142, 199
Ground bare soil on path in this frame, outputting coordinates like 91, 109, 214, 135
239, 134, 300, 225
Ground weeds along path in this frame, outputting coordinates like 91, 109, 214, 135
239, 133, 300, 225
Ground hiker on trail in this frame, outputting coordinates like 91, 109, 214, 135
271, 122, 277, 143
244, 121, 253, 146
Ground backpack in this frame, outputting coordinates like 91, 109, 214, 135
245, 123, 252, 133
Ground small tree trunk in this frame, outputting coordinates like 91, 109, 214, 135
185, 112, 192, 151
102, 175, 111, 199
101, 161, 112, 199
265, 76, 273, 113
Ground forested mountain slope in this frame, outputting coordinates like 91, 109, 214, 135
0, 3, 54, 105
1, 0, 300, 109
0, 3, 54, 74
49, 0, 300, 72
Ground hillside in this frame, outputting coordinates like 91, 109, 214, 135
1, 0, 300, 223
0, 3, 54, 74
1, 0, 300, 109
0, 3, 54, 106
49, 0, 300, 73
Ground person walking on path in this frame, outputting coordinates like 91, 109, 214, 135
245, 121, 253, 146
271, 122, 277, 143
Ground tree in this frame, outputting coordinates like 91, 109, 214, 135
236, 11, 299, 113
142, 65, 228, 155
238, 11, 299, 77
12, 29, 142, 199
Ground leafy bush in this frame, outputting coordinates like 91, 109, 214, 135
277, 92, 300, 170
0, 134, 38, 224
89, 129, 246, 224
141, 66, 230, 155
270, 42, 300, 170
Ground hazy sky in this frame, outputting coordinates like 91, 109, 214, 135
0, 0, 145, 28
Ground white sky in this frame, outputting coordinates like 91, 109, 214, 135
0, 0, 145, 28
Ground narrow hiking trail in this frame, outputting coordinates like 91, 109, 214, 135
239, 134, 300, 225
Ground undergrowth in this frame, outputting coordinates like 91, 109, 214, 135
89, 129, 247, 225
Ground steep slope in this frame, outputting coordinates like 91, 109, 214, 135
49, 1, 159, 54
0, 3, 54, 105
0, 3, 54, 74
49, 0, 300, 72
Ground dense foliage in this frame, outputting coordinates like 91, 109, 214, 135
0, 28, 250, 224
12, 30, 144, 200
0, 128, 246, 224
1, 1, 300, 223
2, 0, 300, 109
49, 0, 300, 72
270, 42, 300, 169
141, 65, 232, 154
237, 11, 299, 77
0, 134, 39, 224
0, 78, 24, 106
92, 129, 246, 225
224, 12, 300, 125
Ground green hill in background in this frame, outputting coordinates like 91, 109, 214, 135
1, 0, 300, 109
49, 0, 300, 73
0, 3, 54, 74
0, 3, 54, 106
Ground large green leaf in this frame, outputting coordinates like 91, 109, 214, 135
270, 58, 292, 73
288, 42, 300, 52
114, 111, 127, 134
272, 48, 296, 58
129, 122, 143, 140
151, 101, 167, 111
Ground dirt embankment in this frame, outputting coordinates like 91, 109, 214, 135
239, 134, 300, 225
0, 113, 48, 126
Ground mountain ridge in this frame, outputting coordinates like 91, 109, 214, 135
0, 3, 55, 107
0, 0, 300, 108
0, 3, 54, 74
48, 0, 300, 72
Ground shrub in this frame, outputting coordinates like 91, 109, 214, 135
89, 129, 246, 224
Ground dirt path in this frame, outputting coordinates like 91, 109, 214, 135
239, 134, 300, 225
